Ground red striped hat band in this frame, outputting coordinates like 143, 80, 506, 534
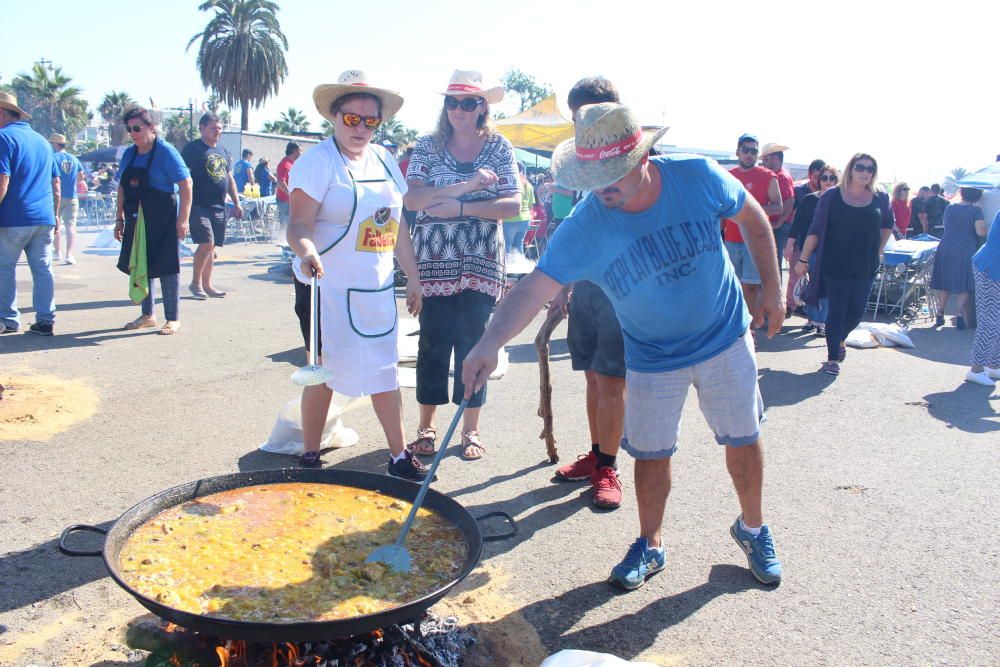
575, 130, 642, 161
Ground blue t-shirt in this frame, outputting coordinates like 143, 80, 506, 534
233, 159, 253, 193
0, 121, 60, 227
972, 210, 1000, 278
116, 139, 190, 194
54, 150, 83, 200
537, 155, 750, 373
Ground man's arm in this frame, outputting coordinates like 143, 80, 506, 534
461, 269, 563, 396
227, 174, 244, 218
52, 177, 61, 216
762, 177, 783, 219
733, 196, 783, 337
246, 165, 255, 185
0, 174, 8, 204
779, 196, 794, 225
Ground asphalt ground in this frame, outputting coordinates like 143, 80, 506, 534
1, 233, 998, 666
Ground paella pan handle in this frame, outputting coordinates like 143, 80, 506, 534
58, 524, 106, 557
475, 511, 518, 542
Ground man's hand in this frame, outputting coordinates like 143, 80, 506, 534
176, 218, 189, 240
782, 239, 795, 262
232, 203, 244, 220
752, 283, 784, 338
406, 281, 422, 316
462, 341, 500, 398
549, 284, 572, 317
114, 220, 125, 242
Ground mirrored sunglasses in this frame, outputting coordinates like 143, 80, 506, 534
340, 112, 382, 130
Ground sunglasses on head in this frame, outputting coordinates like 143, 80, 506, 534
853, 163, 876, 173
738, 146, 758, 155
820, 174, 838, 182
125, 124, 145, 133
340, 112, 382, 130
444, 96, 484, 112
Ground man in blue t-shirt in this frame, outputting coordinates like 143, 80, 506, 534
232, 148, 254, 194
461, 104, 785, 589
50, 133, 83, 264
0, 93, 60, 335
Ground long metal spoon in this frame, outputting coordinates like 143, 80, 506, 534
366, 398, 469, 573
291, 270, 334, 387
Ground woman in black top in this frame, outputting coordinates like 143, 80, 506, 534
787, 165, 839, 335
795, 153, 894, 375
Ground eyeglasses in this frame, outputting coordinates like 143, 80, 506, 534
125, 124, 145, 133
738, 146, 758, 155
901, 187, 910, 191
444, 96, 484, 112
853, 163, 876, 173
820, 175, 838, 182
340, 112, 382, 130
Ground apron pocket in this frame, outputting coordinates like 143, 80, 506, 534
346, 285, 397, 338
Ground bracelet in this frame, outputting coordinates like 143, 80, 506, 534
115, 218, 125, 223
459, 201, 464, 217
797, 258, 808, 264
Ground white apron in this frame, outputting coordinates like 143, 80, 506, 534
294, 146, 404, 397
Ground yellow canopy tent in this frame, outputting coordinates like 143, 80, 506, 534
495, 94, 574, 151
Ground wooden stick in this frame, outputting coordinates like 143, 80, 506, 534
534, 307, 566, 463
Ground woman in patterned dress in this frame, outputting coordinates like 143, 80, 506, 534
930, 188, 986, 329
403, 70, 521, 461
965, 211, 1000, 385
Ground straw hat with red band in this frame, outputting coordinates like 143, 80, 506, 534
0, 92, 32, 121
313, 70, 404, 124
551, 103, 669, 192
438, 70, 504, 105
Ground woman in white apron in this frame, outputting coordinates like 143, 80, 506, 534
286, 71, 426, 481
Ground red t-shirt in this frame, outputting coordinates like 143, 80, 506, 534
770, 169, 795, 226
276, 156, 294, 202
724, 165, 777, 243
892, 199, 912, 235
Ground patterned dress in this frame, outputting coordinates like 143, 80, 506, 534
931, 203, 984, 293
406, 134, 520, 301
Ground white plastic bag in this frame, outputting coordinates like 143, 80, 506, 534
792, 272, 809, 307
857, 321, 915, 348
845, 328, 879, 348
540, 650, 660, 667
260, 395, 360, 455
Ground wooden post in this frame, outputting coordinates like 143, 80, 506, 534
534, 307, 566, 463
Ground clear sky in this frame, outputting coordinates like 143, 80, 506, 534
4, 0, 998, 186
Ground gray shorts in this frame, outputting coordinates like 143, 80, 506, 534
621, 333, 764, 459
58, 199, 79, 227
567, 281, 626, 378
190, 204, 227, 247
724, 240, 761, 285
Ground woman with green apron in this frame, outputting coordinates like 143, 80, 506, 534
286, 71, 425, 479
113, 106, 192, 335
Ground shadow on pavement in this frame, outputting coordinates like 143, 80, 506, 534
247, 271, 292, 284
758, 367, 836, 408
515, 564, 768, 658
448, 461, 553, 499
20, 299, 132, 314
922, 383, 999, 433
267, 347, 305, 367
0, 327, 144, 355
900, 327, 976, 367
0, 520, 114, 615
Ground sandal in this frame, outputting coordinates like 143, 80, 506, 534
159, 321, 181, 336
837, 344, 846, 362
408, 427, 437, 456
123, 316, 156, 331
821, 361, 840, 376
461, 431, 486, 461
299, 451, 322, 469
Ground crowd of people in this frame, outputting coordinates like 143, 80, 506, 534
2, 69, 999, 593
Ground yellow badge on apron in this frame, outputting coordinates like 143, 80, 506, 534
355, 206, 399, 253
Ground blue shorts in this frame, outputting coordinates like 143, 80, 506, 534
724, 240, 761, 285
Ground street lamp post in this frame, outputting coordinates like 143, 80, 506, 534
36, 57, 53, 71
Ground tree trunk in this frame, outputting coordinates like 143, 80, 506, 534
241, 101, 249, 131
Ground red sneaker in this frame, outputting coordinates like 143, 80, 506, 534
591, 466, 622, 509
555, 451, 597, 482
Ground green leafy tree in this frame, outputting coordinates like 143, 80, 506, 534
501, 69, 553, 112
320, 120, 334, 137
99, 90, 136, 145
942, 167, 970, 196
188, 0, 289, 130
163, 112, 195, 151
11, 63, 91, 139
262, 107, 309, 135
373, 117, 419, 147
205, 93, 232, 127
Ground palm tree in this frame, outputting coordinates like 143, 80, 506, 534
942, 167, 970, 196
205, 93, 233, 128
163, 113, 195, 151
11, 64, 91, 139
188, 0, 289, 131
261, 119, 285, 134
373, 118, 419, 147
279, 107, 309, 134
320, 120, 334, 137
99, 90, 136, 145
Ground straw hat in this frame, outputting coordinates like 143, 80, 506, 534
551, 103, 669, 192
49, 133, 68, 145
313, 70, 404, 124
0, 92, 32, 121
438, 70, 504, 105
760, 142, 789, 158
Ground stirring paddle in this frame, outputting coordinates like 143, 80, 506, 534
366, 398, 469, 573
291, 270, 334, 387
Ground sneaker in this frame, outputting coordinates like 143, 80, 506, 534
591, 466, 622, 509
27, 322, 53, 336
815, 323, 826, 338
608, 537, 666, 590
555, 451, 597, 482
985, 367, 1000, 380
965, 370, 996, 387
0, 321, 18, 334
299, 451, 322, 468
65, 255, 76, 265
935, 314, 945, 327
730, 516, 783, 585
955, 316, 966, 330
801, 322, 816, 334
189, 285, 209, 300
387, 450, 429, 482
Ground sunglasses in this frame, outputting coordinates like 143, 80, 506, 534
820, 174, 838, 182
853, 163, 876, 173
340, 112, 382, 130
444, 96, 484, 112
738, 146, 758, 155
125, 124, 146, 133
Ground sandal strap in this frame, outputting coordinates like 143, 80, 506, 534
461, 431, 484, 449
416, 427, 436, 439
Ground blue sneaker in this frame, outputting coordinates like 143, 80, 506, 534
730, 516, 782, 584
608, 537, 666, 590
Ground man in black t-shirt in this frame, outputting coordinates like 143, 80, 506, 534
909, 186, 930, 237
923, 183, 949, 237
793, 159, 825, 208
181, 113, 243, 299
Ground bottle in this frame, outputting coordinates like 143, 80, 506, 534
252, 183, 261, 198
243, 183, 252, 198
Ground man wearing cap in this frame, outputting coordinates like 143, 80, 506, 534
462, 103, 784, 589
759, 143, 795, 275
50, 133, 83, 265
0, 92, 60, 335
723, 134, 783, 318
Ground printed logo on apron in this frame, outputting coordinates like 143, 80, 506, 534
355, 206, 399, 253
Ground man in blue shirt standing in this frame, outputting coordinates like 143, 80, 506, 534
462, 104, 785, 589
0, 92, 60, 335
232, 148, 254, 195
50, 133, 83, 265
